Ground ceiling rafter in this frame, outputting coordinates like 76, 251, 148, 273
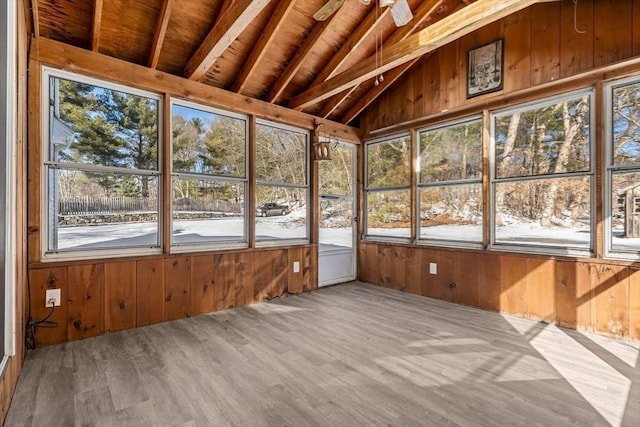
264, 5, 342, 104
29, 0, 39, 37
318, 0, 446, 118
290, 0, 538, 111
184, 0, 271, 81
148, 0, 174, 69
232, 0, 296, 94
91, 0, 104, 52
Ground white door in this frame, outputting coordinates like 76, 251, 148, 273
318, 142, 356, 287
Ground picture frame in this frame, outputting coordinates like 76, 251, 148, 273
467, 39, 504, 98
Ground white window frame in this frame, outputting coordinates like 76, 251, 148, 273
41, 67, 163, 261
604, 74, 640, 261
363, 132, 412, 243
255, 119, 310, 247
416, 116, 483, 249
169, 99, 249, 252
489, 88, 595, 257
1, 0, 17, 374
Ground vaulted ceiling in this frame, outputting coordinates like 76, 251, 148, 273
29, 0, 540, 126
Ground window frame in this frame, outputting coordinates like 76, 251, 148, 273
169, 98, 249, 252
489, 88, 596, 256
41, 67, 163, 261
604, 74, 640, 260
363, 132, 412, 243
416, 115, 484, 249
255, 119, 310, 247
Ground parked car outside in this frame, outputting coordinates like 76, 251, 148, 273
256, 203, 290, 217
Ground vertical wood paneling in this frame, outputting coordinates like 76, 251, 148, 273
190, 255, 215, 315
67, 264, 104, 340
502, 9, 531, 93
560, 0, 594, 78
422, 53, 441, 117
288, 247, 303, 294
104, 261, 136, 333
389, 245, 407, 291
235, 251, 255, 306
404, 247, 421, 295
590, 264, 629, 338
136, 259, 164, 326
630, 267, 640, 340
455, 251, 479, 307
214, 253, 236, 310
555, 261, 592, 330
270, 249, 288, 299
524, 258, 555, 322
29, 267, 68, 346
477, 253, 501, 311
500, 255, 527, 316
439, 41, 460, 111
634, 0, 640, 56
253, 250, 273, 302
164, 257, 191, 321
377, 244, 391, 287
435, 250, 456, 303
304, 245, 318, 292
530, 3, 560, 85
593, 0, 633, 67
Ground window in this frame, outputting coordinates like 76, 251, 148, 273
606, 76, 640, 258
364, 134, 411, 240
42, 68, 161, 258
171, 101, 248, 249
418, 118, 482, 246
255, 121, 309, 243
491, 90, 593, 254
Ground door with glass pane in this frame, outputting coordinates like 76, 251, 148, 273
318, 142, 356, 286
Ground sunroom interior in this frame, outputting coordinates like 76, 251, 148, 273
1, 0, 639, 425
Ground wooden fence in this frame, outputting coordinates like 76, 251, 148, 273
59, 196, 242, 215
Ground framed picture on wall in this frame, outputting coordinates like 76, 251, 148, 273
467, 39, 504, 98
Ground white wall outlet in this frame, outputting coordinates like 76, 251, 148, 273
293, 261, 300, 273
45, 288, 61, 307
429, 263, 437, 275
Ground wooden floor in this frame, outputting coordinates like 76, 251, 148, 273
6, 282, 640, 427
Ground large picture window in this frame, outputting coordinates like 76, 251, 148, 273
255, 121, 309, 243
606, 76, 640, 259
364, 134, 411, 240
171, 101, 247, 249
42, 68, 161, 258
491, 90, 593, 253
418, 118, 482, 246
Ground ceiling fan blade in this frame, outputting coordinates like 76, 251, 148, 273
313, 0, 346, 21
390, 0, 412, 27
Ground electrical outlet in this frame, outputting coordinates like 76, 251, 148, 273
293, 261, 300, 273
429, 263, 437, 275
45, 288, 61, 307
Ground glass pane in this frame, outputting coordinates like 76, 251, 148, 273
49, 77, 159, 170
366, 135, 411, 188
256, 185, 307, 241
494, 94, 591, 178
419, 183, 482, 243
172, 178, 245, 245
319, 144, 353, 196
366, 189, 411, 238
319, 199, 353, 250
49, 168, 159, 250
172, 104, 246, 178
494, 176, 591, 248
612, 81, 640, 166
256, 123, 307, 185
611, 171, 640, 252
419, 119, 482, 183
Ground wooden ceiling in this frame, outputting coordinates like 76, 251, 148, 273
29, 0, 540, 126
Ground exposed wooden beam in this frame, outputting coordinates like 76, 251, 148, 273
340, 58, 420, 124
264, 4, 342, 103
311, 6, 391, 87
148, 0, 174, 69
33, 37, 360, 143
91, 0, 103, 52
232, 0, 296, 94
28, 0, 39, 37
316, 0, 445, 118
290, 0, 538, 110
184, 0, 271, 81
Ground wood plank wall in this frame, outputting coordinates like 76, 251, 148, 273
357, 0, 640, 343
0, 0, 28, 422
28, 246, 317, 347
359, 243, 640, 341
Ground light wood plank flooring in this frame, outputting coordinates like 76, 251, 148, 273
6, 282, 640, 426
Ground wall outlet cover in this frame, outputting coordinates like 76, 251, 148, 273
429, 263, 437, 275
293, 261, 300, 273
45, 288, 61, 307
